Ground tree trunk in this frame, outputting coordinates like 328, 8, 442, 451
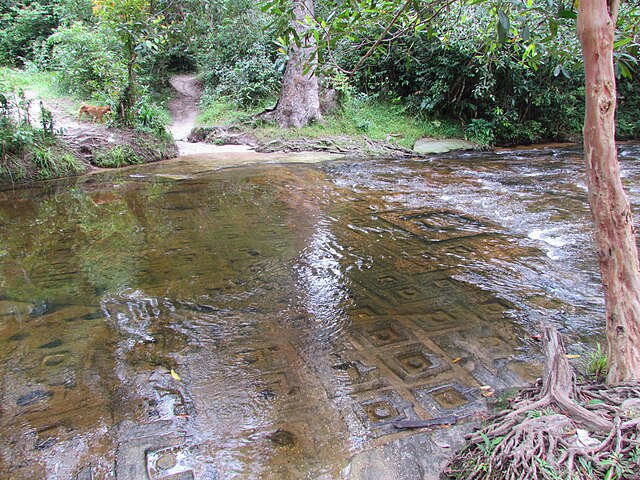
578, 0, 640, 383
270, 0, 322, 128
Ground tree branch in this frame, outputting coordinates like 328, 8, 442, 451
609, 0, 621, 25
349, 0, 413, 76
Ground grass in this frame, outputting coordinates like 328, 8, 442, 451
0, 67, 60, 99
585, 343, 608, 382
93, 145, 142, 168
198, 96, 466, 149
31, 147, 86, 179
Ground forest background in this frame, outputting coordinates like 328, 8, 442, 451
0, 0, 639, 182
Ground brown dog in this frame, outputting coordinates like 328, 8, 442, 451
78, 103, 111, 123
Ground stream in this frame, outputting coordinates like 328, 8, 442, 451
0, 144, 639, 479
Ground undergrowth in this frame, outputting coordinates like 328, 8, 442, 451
93, 145, 142, 168
198, 96, 466, 149
0, 67, 59, 99
1, 85, 86, 183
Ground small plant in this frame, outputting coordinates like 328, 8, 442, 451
478, 432, 504, 455
535, 457, 563, 480
39, 101, 54, 138
586, 343, 608, 382
466, 118, 495, 147
134, 92, 170, 137
526, 407, 555, 418
31, 146, 56, 178
93, 145, 140, 168
58, 153, 85, 175
599, 451, 635, 480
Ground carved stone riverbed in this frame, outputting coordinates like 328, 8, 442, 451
1, 144, 639, 479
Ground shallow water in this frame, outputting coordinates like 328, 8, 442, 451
1, 144, 639, 478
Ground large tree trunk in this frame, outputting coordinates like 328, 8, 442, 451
269, 0, 322, 128
578, 0, 640, 383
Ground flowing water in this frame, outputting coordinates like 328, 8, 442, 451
1, 144, 639, 479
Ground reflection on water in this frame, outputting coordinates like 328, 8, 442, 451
0, 144, 639, 478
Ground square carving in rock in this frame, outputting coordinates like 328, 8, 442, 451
363, 400, 398, 424
332, 360, 388, 394
432, 386, 469, 409
381, 344, 450, 383
353, 320, 413, 348
412, 308, 483, 334
251, 372, 306, 407
354, 390, 419, 433
412, 383, 478, 416
146, 444, 193, 480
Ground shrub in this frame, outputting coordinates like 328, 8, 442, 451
47, 22, 126, 98
347, 30, 589, 146
585, 343, 608, 382
93, 145, 141, 168
212, 43, 283, 107
196, 2, 282, 108
0, 1, 58, 66
133, 89, 171, 137
1, 85, 86, 182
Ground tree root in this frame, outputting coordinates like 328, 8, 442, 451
443, 324, 640, 480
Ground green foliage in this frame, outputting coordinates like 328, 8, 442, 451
134, 89, 170, 135
585, 343, 609, 382
33, 145, 85, 180
92, 0, 166, 125
196, 0, 282, 107
92, 144, 140, 168
617, 77, 640, 139
212, 44, 283, 107
55, 0, 95, 25
347, 28, 586, 145
47, 22, 126, 97
0, 1, 59, 66
0, 88, 38, 159
0, 83, 85, 183
263, 0, 637, 144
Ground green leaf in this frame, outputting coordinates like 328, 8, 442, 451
523, 43, 536, 60
558, 9, 577, 19
548, 17, 558, 36
497, 22, 507, 44
522, 24, 530, 41
614, 37, 633, 49
617, 62, 632, 79
498, 9, 510, 32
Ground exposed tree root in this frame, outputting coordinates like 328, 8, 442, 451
443, 325, 640, 480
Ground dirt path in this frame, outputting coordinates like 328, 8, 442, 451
168, 74, 202, 142
26, 92, 108, 141
167, 74, 257, 157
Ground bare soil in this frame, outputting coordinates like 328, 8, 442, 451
168, 74, 202, 142
27, 92, 177, 168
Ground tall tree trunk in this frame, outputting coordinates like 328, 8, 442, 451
578, 0, 640, 383
270, 0, 322, 128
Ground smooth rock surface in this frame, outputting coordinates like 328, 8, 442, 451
346, 422, 476, 480
413, 138, 476, 154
